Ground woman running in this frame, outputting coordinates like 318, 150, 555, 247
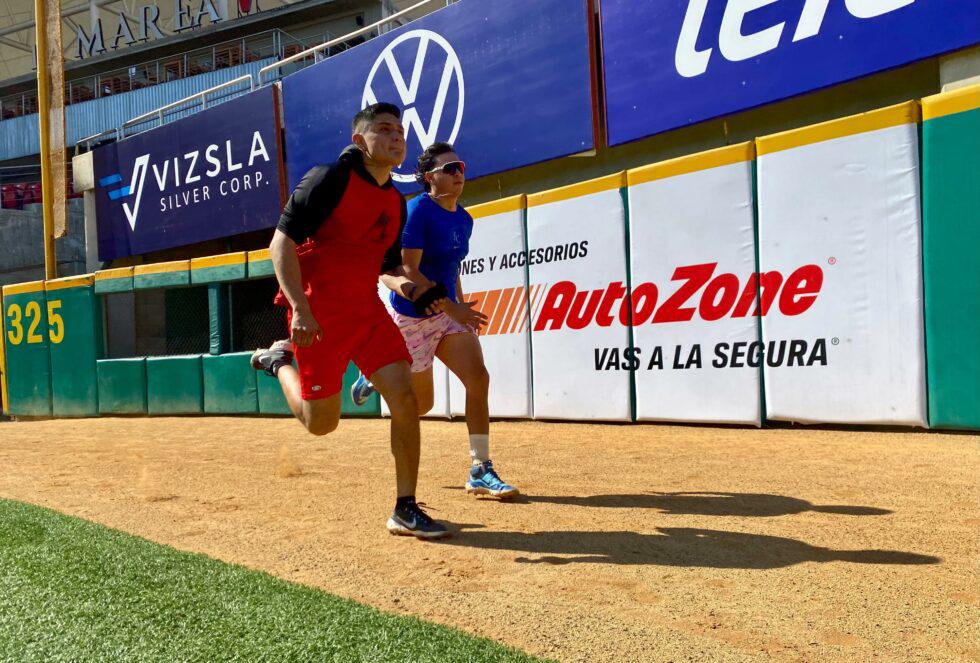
353, 142, 520, 499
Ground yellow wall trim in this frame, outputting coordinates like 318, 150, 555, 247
247, 248, 271, 263
2, 280, 46, 296
922, 83, 980, 121
134, 260, 190, 276
757, 101, 920, 156
191, 252, 247, 270
95, 267, 134, 280
45, 274, 95, 291
628, 142, 755, 187
469, 195, 526, 219
527, 172, 626, 207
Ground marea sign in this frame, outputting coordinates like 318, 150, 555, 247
93, 86, 284, 261
600, 0, 980, 145
281, 0, 597, 193
75, 0, 260, 59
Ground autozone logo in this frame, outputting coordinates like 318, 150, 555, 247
466, 262, 822, 335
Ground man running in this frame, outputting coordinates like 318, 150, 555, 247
352, 142, 520, 499
250, 103, 448, 539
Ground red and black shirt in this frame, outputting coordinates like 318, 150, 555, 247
276, 145, 406, 307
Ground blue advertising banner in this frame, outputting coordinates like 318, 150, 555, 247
93, 86, 284, 260
601, 0, 980, 146
281, 0, 597, 191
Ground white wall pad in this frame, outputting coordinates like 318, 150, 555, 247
627, 143, 761, 425
448, 196, 532, 418
526, 173, 632, 421
756, 101, 927, 426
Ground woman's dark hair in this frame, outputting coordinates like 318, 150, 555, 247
415, 142, 457, 191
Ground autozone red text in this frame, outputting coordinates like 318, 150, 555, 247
533, 262, 823, 331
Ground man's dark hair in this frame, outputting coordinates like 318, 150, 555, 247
415, 142, 456, 191
352, 102, 401, 133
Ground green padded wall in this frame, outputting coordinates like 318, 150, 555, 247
341, 362, 380, 417
257, 370, 292, 415
97, 358, 147, 414
94, 267, 134, 294
191, 253, 248, 285
203, 352, 258, 414
247, 249, 275, 279
922, 86, 980, 430
208, 284, 230, 355
146, 355, 204, 414
134, 261, 190, 290
47, 277, 102, 417
1, 282, 52, 416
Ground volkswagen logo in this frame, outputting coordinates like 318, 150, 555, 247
363, 29, 465, 183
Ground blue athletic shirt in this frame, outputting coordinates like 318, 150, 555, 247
390, 193, 473, 318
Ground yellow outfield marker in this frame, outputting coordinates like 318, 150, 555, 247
469, 195, 526, 219
527, 172, 626, 207
756, 101, 920, 155
628, 142, 755, 187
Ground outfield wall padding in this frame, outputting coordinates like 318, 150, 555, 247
526, 173, 631, 421
627, 144, 762, 425
97, 358, 147, 414
47, 276, 102, 417
257, 369, 292, 415
449, 196, 532, 419
146, 355, 204, 414
921, 84, 980, 430
1, 281, 52, 416
203, 352, 258, 414
756, 102, 927, 426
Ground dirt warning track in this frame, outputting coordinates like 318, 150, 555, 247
0, 417, 976, 662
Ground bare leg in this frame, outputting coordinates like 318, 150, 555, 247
410, 367, 435, 416
276, 364, 341, 436
436, 333, 489, 435
369, 360, 420, 498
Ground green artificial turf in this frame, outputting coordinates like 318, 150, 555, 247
0, 499, 545, 662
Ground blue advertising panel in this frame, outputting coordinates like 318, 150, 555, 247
601, 0, 980, 145
281, 0, 597, 191
93, 86, 284, 260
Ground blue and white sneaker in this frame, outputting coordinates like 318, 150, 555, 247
350, 373, 376, 406
466, 460, 519, 499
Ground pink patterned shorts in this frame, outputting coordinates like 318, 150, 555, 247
392, 311, 473, 372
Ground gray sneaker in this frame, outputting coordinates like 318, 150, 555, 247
250, 339, 294, 376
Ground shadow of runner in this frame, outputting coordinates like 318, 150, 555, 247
436, 527, 939, 568
521, 492, 892, 517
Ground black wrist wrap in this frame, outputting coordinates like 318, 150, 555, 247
413, 283, 449, 315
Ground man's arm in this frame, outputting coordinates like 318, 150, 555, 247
273, 164, 347, 347
270, 230, 320, 347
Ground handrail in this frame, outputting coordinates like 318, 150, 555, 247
75, 127, 120, 153
119, 74, 254, 138
257, 0, 437, 85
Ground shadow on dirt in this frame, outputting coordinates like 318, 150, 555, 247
516, 491, 893, 517
436, 525, 940, 568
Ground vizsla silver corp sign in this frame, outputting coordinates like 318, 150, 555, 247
74, 0, 260, 59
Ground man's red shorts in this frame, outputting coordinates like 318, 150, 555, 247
288, 299, 411, 400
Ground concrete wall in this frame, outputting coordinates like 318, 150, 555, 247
0, 198, 87, 286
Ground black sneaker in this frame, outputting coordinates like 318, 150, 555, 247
386, 501, 449, 540
250, 340, 294, 376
